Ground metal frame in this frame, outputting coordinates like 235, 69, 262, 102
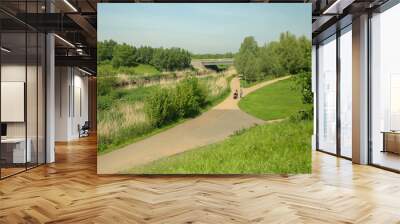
0, 0, 48, 180
336, 23, 341, 157
315, 20, 353, 162
315, 0, 400, 172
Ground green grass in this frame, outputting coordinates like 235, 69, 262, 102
126, 76, 313, 174
98, 63, 160, 77
131, 64, 160, 75
98, 78, 231, 156
127, 120, 312, 174
239, 78, 311, 121
98, 75, 232, 155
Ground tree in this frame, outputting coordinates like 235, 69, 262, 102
97, 40, 117, 62
111, 43, 137, 67
277, 32, 302, 74
297, 36, 312, 72
234, 32, 311, 84
135, 46, 154, 64
256, 42, 283, 78
234, 36, 259, 81
99, 41, 192, 71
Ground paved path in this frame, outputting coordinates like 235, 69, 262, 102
98, 76, 291, 174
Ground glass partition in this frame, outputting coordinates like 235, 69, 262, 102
0, 2, 46, 179
371, 3, 400, 171
317, 35, 337, 154
339, 26, 352, 158
1, 31, 28, 177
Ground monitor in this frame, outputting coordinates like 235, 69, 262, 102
1, 123, 7, 137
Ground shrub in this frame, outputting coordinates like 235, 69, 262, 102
98, 95, 114, 111
97, 76, 118, 96
174, 77, 207, 117
98, 63, 117, 77
289, 107, 313, 122
292, 71, 313, 104
145, 88, 176, 127
144, 77, 208, 127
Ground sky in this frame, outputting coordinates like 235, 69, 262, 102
98, 3, 311, 54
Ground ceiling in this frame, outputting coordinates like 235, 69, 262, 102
0, 0, 98, 74
1, 0, 394, 74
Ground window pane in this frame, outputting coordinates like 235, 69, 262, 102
318, 35, 337, 154
340, 27, 352, 158
371, 4, 400, 171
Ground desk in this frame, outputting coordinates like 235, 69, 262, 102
382, 131, 400, 154
1, 138, 31, 164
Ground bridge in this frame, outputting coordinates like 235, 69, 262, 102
191, 58, 234, 72
199, 58, 234, 66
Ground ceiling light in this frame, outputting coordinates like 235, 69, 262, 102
63, 0, 78, 12
54, 34, 75, 48
1, 47, 11, 53
78, 67, 92, 76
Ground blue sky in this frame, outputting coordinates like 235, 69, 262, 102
98, 3, 311, 54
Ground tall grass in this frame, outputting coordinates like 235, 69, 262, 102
98, 74, 230, 154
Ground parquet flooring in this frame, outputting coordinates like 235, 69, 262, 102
1, 135, 400, 223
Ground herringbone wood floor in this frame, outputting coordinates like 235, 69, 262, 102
1, 135, 400, 223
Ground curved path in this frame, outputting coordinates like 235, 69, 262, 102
98, 76, 291, 174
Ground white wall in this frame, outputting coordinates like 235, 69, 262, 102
55, 67, 70, 141
55, 67, 89, 141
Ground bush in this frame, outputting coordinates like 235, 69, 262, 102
97, 76, 118, 96
292, 71, 313, 104
144, 77, 207, 127
174, 77, 207, 117
98, 95, 114, 111
145, 88, 176, 127
289, 107, 313, 122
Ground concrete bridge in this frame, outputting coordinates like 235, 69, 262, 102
191, 58, 234, 71
199, 58, 234, 66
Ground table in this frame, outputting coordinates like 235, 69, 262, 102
381, 131, 400, 154
1, 138, 32, 164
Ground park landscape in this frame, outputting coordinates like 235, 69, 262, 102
97, 4, 312, 174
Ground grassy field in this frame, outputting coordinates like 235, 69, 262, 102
239, 78, 312, 121
98, 63, 160, 77
132, 64, 161, 75
128, 120, 312, 174
98, 74, 231, 155
127, 77, 313, 174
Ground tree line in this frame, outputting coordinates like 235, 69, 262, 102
98, 40, 192, 71
234, 32, 311, 82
